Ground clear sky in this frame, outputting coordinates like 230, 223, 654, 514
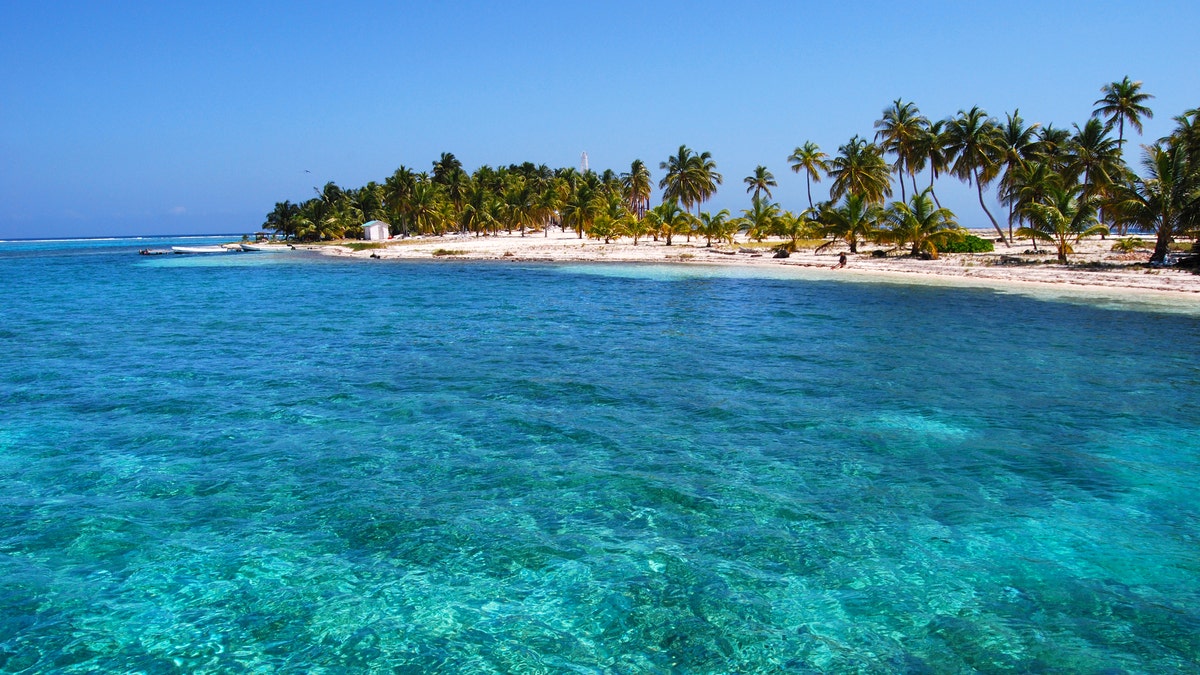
1, 0, 1197, 239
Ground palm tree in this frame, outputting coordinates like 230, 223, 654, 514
620, 159, 653, 219
788, 141, 829, 210
1108, 133, 1199, 263
659, 145, 722, 214
264, 200, 300, 240
946, 106, 1008, 245
1093, 76, 1154, 155
696, 209, 735, 247
561, 178, 601, 239
819, 193, 883, 253
913, 118, 951, 208
997, 110, 1041, 241
432, 152, 463, 184
384, 166, 417, 236
882, 188, 964, 258
742, 197, 782, 241
591, 192, 631, 244
408, 179, 446, 235
1017, 184, 1108, 263
1006, 161, 1063, 251
874, 99, 927, 202
659, 145, 698, 212
777, 209, 816, 249
1067, 118, 1123, 200
1034, 124, 1073, 174
647, 200, 693, 246
744, 165, 777, 202
828, 136, 893, 204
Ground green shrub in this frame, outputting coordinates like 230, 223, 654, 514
1111, 237, 1146, 253
940, 235, 994, 253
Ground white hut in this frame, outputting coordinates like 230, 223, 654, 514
363, 220, 390, 241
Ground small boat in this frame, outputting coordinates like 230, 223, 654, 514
240, 243, 294, 252
171, 246, 233, 254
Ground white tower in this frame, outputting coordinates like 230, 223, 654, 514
580, 152, 589, 174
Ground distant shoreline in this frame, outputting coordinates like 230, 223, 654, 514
297, 229, 1200, 301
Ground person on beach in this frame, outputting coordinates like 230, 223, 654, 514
832, 252, 847, 269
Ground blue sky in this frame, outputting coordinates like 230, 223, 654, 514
1, 0, 1197, 239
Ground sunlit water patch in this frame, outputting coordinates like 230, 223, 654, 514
1, 242, 1198, 672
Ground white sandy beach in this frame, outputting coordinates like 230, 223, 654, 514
299, 229, 1200, 300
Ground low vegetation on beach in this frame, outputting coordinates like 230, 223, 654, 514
263, 77, 1198, 268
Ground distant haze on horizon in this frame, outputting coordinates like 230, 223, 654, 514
2, 1, 1197, 239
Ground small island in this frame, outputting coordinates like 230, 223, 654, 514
262, 78, 1199, 296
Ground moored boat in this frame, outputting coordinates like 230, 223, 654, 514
171, 245, 233, 254
240, 243, 294, 252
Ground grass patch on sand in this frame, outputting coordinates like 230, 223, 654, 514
344, 242, 386, 251
432, 249, 467, 257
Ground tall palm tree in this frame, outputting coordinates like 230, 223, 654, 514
997, 110, 1041, 241
1093, 76, 1154, 155
788, 141, 829, 210
819, 193, 883, 253
1017, 184, 1108, 263
744, 165, 777, 201
620, 159, 653, 219
882, 188, 963, 258
913, 118, 951, 208
828, 136, 893, 204
659, 145, 698, 212
659, 145, 722, 214
874, 99, 927, 202
946, 106, 1008, 245
1067, 118, 1123, 199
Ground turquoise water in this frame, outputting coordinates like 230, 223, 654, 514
1, 238, 1198, 673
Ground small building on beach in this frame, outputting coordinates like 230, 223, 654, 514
362, 220, 390, 240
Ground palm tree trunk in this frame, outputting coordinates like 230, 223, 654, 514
929, 166, 943, 208
806, 176, 813, 210
898, 159, 906, 203
974, 168, 1009, 246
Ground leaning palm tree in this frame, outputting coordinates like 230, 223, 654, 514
788, 141, 829, 210
882, 188, 964, 258
874, 99, 927, 202
946, 106, 1009, 245
1093, 76, 1154, 155
819, 193, 883, 253
828, 136, 893, 205
1108, 136, 1199, 264
1017, 184, 1108, 263
744, 165, 777, 202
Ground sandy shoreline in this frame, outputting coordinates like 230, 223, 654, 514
295, 229, 1200, 303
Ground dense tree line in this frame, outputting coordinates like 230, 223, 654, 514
265, 78, 1197, 264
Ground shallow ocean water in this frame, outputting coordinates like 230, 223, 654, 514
1, 237, 1198, 672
